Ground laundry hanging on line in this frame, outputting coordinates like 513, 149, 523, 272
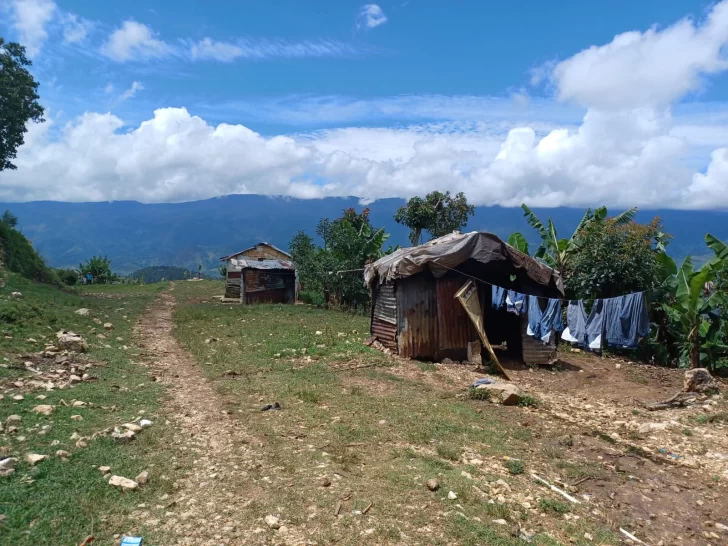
486, 279, 650, 351
604, 292, 650, 349
561, 294, 649, 351
561, 299, 606, 351
506, 290, 527, 315
527, 296, 564, 344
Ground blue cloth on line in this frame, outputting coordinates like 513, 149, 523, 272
604, 292, 650, 349
472, 378, 496, 388
491, 285, 507, 310
506, 290, 526, 315
527, 296, 564, 343
562, 299, 605, 351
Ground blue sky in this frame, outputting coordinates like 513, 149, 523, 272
1, 0, 728, 208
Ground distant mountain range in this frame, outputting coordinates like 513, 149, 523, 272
2, 195, 726, 274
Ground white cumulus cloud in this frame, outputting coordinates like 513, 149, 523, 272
357, 4, 387, 29
549, 1, 728, 110
7, 0, 56, 56
101, 20, 172, 62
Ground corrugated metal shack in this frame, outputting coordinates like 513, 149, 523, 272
226, 258, 297, 304
364, 232, 565, 364
221, 243, 297, 303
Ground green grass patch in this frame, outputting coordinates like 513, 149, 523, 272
539, 498, 571, 515
0, 273, 181, 546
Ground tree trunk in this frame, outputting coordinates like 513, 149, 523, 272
411, 227, 422, 247
689, 329, 701, 369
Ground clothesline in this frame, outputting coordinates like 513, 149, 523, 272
437, 263, 648, 303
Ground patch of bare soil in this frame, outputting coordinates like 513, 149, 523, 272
378, 352, 728, 545
132, 288, 306, 545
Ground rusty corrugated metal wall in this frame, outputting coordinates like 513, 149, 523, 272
371, 283, 398, 350
435, 275, 479, 360
397, 274, 439, 360
242, 270, 295, 304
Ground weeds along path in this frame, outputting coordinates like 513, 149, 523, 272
134, 286, 272, 546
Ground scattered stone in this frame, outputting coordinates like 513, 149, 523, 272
320, 477, 332, 487
56, 450, 71, 458
75, 308, 90, 316
426, 478, 440, 491
55, 331, 88, 353
25, 453, 48, 465
5, 415, 22, 425
492, 519, 508, 525
637, 422, 670, 434
475, 383, 524, 405
103, 323, 113, 331
584, 532, 594, 541
11, 291, 23, 299
684, 368, 718, 393
12, 394, 24, 401
448, 491, 458, 500
35, 395, 46, 400
98, 466, 112, 474
139, 419, 153, 428
71, 415, 83, 421
72, 401, 87, 407
122, 423, 142, 433
265, 515, 281, 529
715, 523, 728, 532
112, 430, 136, 442
0, 457, 17, 475
108, 475, 138, 491
135, 470, 149, 485
315, 331, 323, 336
468, 340, 482, 366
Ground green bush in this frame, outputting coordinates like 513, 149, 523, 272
468, 387, 491, 401
55, 268, 79, 285
299, 290, 325, 306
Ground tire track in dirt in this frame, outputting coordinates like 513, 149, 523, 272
133, 287, 275, 546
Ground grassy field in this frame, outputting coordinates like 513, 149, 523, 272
0, 276, 184, 545
172, 281, 615, 545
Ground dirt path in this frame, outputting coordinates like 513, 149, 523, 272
133, 288, 275, 545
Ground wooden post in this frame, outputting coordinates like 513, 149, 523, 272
454, 280, 511, 381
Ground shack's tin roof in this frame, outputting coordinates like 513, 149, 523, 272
220, 242, 292, 262
364, 231, 564, 296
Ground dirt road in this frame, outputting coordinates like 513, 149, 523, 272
134, 289, 280, 545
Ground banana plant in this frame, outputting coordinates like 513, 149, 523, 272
520, 204, 637, 273
661, 255, 727, 368
507, 232, 529, 255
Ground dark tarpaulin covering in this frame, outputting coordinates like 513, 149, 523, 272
365, 232, 564, 296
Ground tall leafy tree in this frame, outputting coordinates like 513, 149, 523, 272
394, 191, 474, 246
1, 209, 18, 228
0, 39, 45, 171
565, 217, 667, 299
290, 208, 394, 310
79, 255, 114, 284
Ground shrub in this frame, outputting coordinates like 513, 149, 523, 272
539, 498, 570, 515
505, 459, 524, 475
468, 387, 491, 401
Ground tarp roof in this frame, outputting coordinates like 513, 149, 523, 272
229, 258, 296, 271
365, 231, 564, 296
